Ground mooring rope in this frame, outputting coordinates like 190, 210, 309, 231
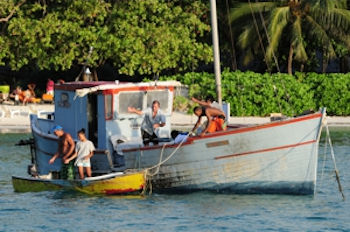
325, 123, 346, 200
141, 133, 191, 195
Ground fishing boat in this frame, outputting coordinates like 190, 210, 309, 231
12, 170, 146, 195
17, 79, 326, 195
14, 2, 327, 195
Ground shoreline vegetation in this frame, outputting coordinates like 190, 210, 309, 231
160, 71, 350, 117
1, 104, 349, 134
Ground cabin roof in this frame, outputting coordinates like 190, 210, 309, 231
55, 81, 119, 91
55, 80, 182, 97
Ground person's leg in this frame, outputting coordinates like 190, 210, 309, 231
207, 119, 217, 133
60, 163, 68, 180
142, 130, 151, 146
78, 166, 84, 179
151, 133, 159, 145
66, 161, 75, 180
85, 167, 92, 177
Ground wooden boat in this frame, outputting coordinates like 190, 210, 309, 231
12, 171, 146, 195
23, 80, 325, 195
123, 109, 325, 194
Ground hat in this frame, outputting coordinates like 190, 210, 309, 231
51, 125, 63, 133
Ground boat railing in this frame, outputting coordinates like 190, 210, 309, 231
30, 114, 56, 137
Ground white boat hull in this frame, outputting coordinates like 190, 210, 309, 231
123, 110, 325, 194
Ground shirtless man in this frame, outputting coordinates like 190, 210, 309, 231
192, 106, 226, 137
49, 125, 75, 180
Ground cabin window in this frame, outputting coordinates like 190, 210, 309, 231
147, 90, 169, 111
119, 92, 144, 114
58, 92, 70, 108
105, 94, 113, 120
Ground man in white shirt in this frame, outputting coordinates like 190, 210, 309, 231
128, 100, 166, 145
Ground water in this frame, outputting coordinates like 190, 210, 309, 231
1, 130, 350, 231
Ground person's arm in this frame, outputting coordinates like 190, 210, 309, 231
128, 107, 143, 115
191, 97, 211, 107
84, 151, 94, 160
191, 116, 202, 133
153, 114, 166, 129
84, 142, 95, 160
200, 111, 213, 136
64, 152, 77, 164
49, 152, 59, 164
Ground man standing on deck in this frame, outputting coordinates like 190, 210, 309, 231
128, 100, 166, 146
49, 125, 75, 180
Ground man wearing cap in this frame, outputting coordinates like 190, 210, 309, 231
49, 125, 75, 180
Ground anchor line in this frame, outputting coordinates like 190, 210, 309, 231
325, 123, 345, 201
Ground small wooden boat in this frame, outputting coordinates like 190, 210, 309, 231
12, 170, 146, 195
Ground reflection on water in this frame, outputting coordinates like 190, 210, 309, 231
0, 129, 350, 231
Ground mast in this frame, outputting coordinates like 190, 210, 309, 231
210, 0, 222, 105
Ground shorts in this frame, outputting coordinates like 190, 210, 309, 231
60, 161, 75, 180
207, 117, 226, 133
76, 159, 91, 167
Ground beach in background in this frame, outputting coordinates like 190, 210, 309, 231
1, 104, 350, 133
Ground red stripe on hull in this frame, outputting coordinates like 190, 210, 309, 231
104, 185, 144, 195
215, 140, 317, 160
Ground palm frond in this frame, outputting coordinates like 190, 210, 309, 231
292, 16, 307, 62
266, 6, 290, 62
237, 25, 257, 49
229, 1, 280, 23
305, 15, 336, 58
310, 2, 350, 31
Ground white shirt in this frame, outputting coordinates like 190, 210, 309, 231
75, 140, 95, 161
141, 108, 166, 135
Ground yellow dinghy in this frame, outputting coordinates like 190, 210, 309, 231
73, 171, 146, 195
12, 176, 63, 192
12, 170, 146, 195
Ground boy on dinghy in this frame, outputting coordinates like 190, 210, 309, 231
64, 128, 95, 179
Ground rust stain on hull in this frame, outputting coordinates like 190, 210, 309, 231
206, 140, 229, 148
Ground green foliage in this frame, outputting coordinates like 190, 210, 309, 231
162, 70, 350, 116
0, 0, 212, 76
229, 0, 350, 72
173, 95, 197, 114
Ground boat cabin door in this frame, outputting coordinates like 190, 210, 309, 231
87, 94, 98, 146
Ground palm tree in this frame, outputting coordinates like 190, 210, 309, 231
230, 0, 350, 74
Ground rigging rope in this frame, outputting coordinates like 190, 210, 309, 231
247, 0, 270, 71
255, 0, 280, 72
225, 0, 237, 70
248, 0, 294, 116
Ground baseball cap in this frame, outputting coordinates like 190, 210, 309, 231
51, 125, 63, 133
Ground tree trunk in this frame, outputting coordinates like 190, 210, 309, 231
340, 56, 350, 73
300, 63, 304, 72
288, 43, 293, 75
92, 68, 98, 81
322, 54, 328, 73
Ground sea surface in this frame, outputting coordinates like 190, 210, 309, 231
1, 129, 350, 232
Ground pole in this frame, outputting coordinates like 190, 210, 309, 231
210, 0, 222, 106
